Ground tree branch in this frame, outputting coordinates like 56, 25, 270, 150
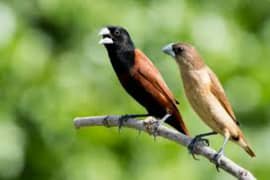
73, 115, 256, 180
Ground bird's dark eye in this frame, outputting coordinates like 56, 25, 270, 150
174, 46, 184, 54
114, 30, 121, 36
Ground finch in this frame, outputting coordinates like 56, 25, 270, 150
98, 26, 189, 135
162, 42, 255, 164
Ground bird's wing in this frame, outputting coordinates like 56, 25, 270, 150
132, 49, 189, 135
207, 67, 240, 126
133, 49, 179, 106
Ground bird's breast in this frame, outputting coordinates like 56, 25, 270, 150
182, 68, 211, 94
182, 69, 223, 131
181, 68, 238, 134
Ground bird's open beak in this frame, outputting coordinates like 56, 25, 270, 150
98, 27, 113, 45
162, 43, 175, 57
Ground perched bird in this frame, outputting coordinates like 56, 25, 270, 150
162, 42, 255, 165
98, 26, 189, 135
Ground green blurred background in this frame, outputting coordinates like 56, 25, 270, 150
0, 0, 269, 179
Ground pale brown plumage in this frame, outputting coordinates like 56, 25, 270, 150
208, 68, 239, 126
162, 42, 255, 158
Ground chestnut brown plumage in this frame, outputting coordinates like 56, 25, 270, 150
162, 42, 255, 165
99, 26, 189, 135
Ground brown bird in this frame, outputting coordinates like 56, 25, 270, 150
162, 42, 255, 165
98, 26, 189, 135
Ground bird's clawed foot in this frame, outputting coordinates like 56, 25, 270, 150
118, 115, 132, 132
188, 136, 210, 160
212, 150, 224, 172
143, 117, 161, 140
103, 116, 111, 127
118, 114, 150, 132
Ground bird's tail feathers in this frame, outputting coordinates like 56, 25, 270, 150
166, 109, 190, 136
238, 135, 256, 157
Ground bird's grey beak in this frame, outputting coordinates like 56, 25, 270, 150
98, 27, 113, 45
162, 43, 175, 57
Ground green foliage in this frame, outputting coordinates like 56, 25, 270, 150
0, 0, 269, 179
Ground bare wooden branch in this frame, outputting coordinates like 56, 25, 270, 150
73, 115, 256, 180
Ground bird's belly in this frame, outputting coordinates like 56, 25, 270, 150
118, 74, 166, 118
185, 87, 236, 135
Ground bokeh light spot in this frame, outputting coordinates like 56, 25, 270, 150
225, 76, 262, 113
191, 14, 231, 54
0, 121, 25, 179
0, 3, 16, 48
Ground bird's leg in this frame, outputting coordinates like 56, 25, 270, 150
212, 134, 230, 171
188, 131, 217, 160
160, 114, 172, 124
154, 114, 171, 138
118, 114, 149, 132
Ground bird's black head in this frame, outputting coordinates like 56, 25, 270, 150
99, 26, 135, 51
